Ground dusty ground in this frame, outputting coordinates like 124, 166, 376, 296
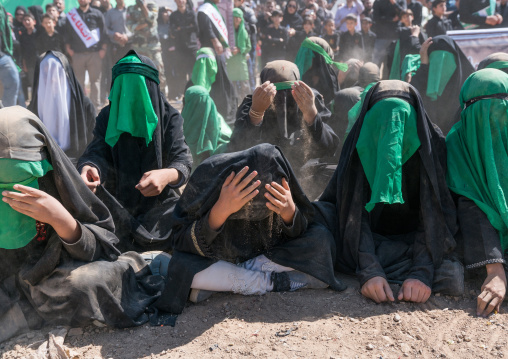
1, 275, 507, 359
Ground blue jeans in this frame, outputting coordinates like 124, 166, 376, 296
0, 55, 20, 107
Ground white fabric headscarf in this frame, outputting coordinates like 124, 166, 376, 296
37, 54, 71, 151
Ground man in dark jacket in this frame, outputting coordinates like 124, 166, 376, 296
425, 0, 453, 37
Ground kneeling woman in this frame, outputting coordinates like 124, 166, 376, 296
154, 144, 345, 314
446, 69, 508, 317
0, 107, 163, 343
315, 80, 462, 304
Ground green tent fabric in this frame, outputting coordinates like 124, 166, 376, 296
356, 97, 421, 212
226, 9, 251, 82
0, 159, 53, 249
295, 38, 348, 77
446, 69, 508, 252
106, 54, 159, 147
401, 54, 421, 80
427, 50, 457, 101
344, 82, 376, 139
191, 47, 218, 92
182, 85, 232, 167
389, 40, 401, 80
485, 61, 508, 71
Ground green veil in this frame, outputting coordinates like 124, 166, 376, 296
191, 47, 218, 92
427, 50, 457, 101
446, 69, 508, 251
356, 97, 421, 212
295, 38, 348, 77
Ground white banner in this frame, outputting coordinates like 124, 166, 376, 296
198, 2, 229, 46
448, 28, 508, 69
67, 8, 100, 48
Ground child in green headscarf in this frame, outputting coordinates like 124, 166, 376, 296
226, 8, 252, 100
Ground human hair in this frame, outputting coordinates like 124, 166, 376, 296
45, 4, 58, 12
303, 16, 314, 26
41, 13, 56, 23
324, 18, 334, 26
345, 13, 357, 22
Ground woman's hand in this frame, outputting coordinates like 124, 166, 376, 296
264, 178, 296, 225
208, 167, 261, 230
361, 276, 395, 303
80, 165, 101, 193
477, 263, 507, 317
420, 37, 433, 65
292, 81, 317, 125
2, 185, 81, 243
135, 168, 181, 197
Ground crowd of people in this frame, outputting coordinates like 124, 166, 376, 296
0, 0, 508, 348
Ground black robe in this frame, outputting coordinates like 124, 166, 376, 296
154, 144, 346, 315
28, 51, 96, 162
0, 106, 164, 343
314, 81, 459, 290
78, 51, 193, 253
411, 35, 474, 135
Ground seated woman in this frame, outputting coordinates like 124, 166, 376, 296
181, 85, 232, 168
228, 60, 339, 169
446, 69, 508, 317
28, 51, 96, 162
154, 144, 345, 315
78, 51, 192, 253
314, 80, 463, 304
294, 37, 347, 107
0, 106, 163, 343
477, 52, 508, 74
410, 35, 474, 135
185, 47, 237, 122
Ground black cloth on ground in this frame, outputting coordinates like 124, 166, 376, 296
77, 51, 192, 253
314, 80, 458, 288
28, 51, 96, 162
154, 144, 346, 315
410, 35, 474, 135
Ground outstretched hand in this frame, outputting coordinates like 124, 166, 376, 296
208, 166, 261, 230
2, 184, 81, 243
264, 178, 296, 225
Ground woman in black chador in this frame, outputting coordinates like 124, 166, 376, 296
314, 80, 463, 304
78, 51, 192, 253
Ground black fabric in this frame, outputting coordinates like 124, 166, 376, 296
331, 86, 362, 144
397, 27, 425, 63
410, 35, 474, 135
19, 28, 39, 70
286, 29, 315, 62
154, 144, 345, 315
456, 196, 506, 269
169, 8, 199, 52
36, 30, 65, 54
28, 51, 96, 162
407, 0, 423, 26
281, 5, 303, 31
28, 6, 44, 32
372, 0, 406, 40
459, 0, 497, 29
197, 10, 221, 48
314, 80, 458, 288
338, 31, 364, 62
77, 50, 192, 253
263, 26, 289, 63
361, 30, 376, 62
477, 52, 508, 74
425, 16, 453, 38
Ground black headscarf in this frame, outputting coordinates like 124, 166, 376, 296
281, 2, 303, 31
301, 37, 340, 106
410, 35, 474, 135
28, 51, 96, 162
477, 52, 508, 74
13, 6, 27, 32
28, 5, 44, 32
77, 50, 192, 252
315, 80, 457, 282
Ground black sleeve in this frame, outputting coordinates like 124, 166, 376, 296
459, 0, 488, 26
410, 63, 428, 98
281, 207, 308, 238
407, 223, 434, 288
61, 222, 105, 261
413, 3, 423, 26
457, 196, 506, 269
228, 95, 265, 152
162, 103, 193, 187
357, 206, 387, 285
373, 0, 389, 22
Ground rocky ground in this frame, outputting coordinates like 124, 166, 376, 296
1, 275, 507, 359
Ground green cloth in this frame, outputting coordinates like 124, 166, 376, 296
182, 86, 232, 167
356, 98, 421, 212
344, 82, 376, 140
0, 159, 53, 249
274, 81, 296, 90
401, 54, 421, 80
427, 50, 457, 101
192, 47, 218, 92
106, 55, 159, 147
226, 9, 251, 82
295, 38, 348, 77
389, 40, 401, 80
485, 61, 508, 71
446, 69, 508, 252
0, 5, 13, 57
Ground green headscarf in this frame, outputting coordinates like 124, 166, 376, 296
485, 61, 508, 71
0, 5, 13, 57
389, 40, 401, 80
106, 54, 159, 147
182, 86, 232, 167
233, 8, 250, 55
0, 159, 53, 249
295, 38, 348, 77
274, 81, 296, 90
191, 47, 218, 92
427, 50, 457, 101
401, 54, 421, 80
356, 98, 421, 212
344, 82, 376, 139
446, 69, 508, 251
